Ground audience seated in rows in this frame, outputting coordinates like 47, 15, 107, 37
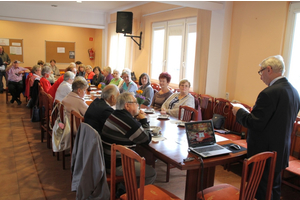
119, 68, 138, 94
84, 65, 94, 81
84, 84, 120, 135
138, 73, 154, 106
39, 65, 52, 93
62, 76, 89, 127
6, 60, 30, 105
161, 78, 195, 118
151, 72, 173, 111
48, 65, 77, 99
109, 69, 123, 89
101, 92, 156, 185
92, 66, 104, 86
76, 63, 85, 77
54, 71, 75, 102
103, 66, 113, 85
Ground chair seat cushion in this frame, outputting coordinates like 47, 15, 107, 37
286, 160, 300, 174
198, 184, 240, 200
120, 184, 181, 200
289, 155, 298, 161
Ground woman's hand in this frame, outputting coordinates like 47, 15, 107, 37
161, 108, 167, 115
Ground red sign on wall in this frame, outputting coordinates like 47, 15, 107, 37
89, 37, 93, 41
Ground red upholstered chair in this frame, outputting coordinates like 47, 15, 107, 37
198, 151, 277, 200
282, 117, 300, 190
213, 98, 233, 130
178, 105, 198, 122
199, 94, 214, 120
110, 144, 181, 200
151, 82, 161, 91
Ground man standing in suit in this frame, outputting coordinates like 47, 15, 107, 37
232, 55, 300, 200
84, 84, 120, 134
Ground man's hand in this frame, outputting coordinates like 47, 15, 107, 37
232, 103, 249, 116
136, 110, 146, 120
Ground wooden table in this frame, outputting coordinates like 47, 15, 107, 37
85, 86, 101, 105
137, 110, 247, 200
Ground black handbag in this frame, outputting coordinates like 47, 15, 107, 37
31, 105, 40, 122
212, 114, 225, 129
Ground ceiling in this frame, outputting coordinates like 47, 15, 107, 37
10, 1, 224, 13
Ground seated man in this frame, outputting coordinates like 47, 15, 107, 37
101, 92, 156, 185
84, 84, 119, 134
54, 71, 75, 102
6, 60, 30, 105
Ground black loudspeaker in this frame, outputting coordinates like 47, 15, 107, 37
116, 11, 133, 34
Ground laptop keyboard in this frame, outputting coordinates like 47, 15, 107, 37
194, 145, 223, 153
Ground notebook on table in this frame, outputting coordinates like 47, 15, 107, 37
185, 120, 232, 158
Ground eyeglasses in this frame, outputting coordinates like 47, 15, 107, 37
127, 101, 138, 104
258, 67, 267, 75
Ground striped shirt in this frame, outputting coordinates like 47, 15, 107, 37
101, 109, 151, 168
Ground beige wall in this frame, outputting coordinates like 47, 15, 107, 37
227, 1, 289, 106
108, 2, 211, 93
0, 20, 103, 69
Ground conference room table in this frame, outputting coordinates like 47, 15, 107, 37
136, 108, 247, 200
84, 88, 246, 200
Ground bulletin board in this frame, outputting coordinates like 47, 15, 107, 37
0, 38, 24, 63
45, 41, 75, 63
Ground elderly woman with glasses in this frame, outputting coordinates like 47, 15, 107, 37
161, 78, 195, 118
138, 73, 154, 106
62, 76, 89, 124
40, 65, 52, 93
84, 65, 95, 81
119, 68, 138, 94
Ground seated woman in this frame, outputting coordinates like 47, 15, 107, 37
138, 73, 154, 106
29, 65, 42, 87
92, 66, 104, 86
27, 65, 42, 108
62, 76, 89, 124
50, 59, 61, 76
151, 72, 173, 110
161, 79, 195, 118
6, 60, 30, 105
54, 71, 75, 102
77, 64, 85, 77
119, 68, 138, 94
40, 65, 52, 93
84, 65, 95, 81
103, 66, 113, 85
109, 69, 123, 88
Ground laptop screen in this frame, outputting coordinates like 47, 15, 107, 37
185, 120, 216, 148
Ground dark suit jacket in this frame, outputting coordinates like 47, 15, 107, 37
84, 98, 114, 135
236, 77, 300, 172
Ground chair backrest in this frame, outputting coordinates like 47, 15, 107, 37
290, 117, 300, 158
240, 151, 277, 200
178, 105, 198, 122
151, 82, 161, 91
70, 110, 84, 155
199, 94, 214, 120
110, 144, 146, 200
213, 98, 233, 129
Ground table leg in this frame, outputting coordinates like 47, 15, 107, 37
185, 166, 216, 200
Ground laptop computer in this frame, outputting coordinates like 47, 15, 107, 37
185, 120, 232, 158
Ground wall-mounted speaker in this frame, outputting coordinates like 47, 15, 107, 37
116, 11, 133, 34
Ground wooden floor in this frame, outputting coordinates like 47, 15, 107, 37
0, 93, 299, 200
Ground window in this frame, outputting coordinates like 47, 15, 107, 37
108, 31, 127, 73
284, 2, 300, 94
150, 18, 197, 87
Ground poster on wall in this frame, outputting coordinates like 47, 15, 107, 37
10, 46, 22, 55
0, 38, 9, 46
69, 51, 75, 59
57, 47, 65, 53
